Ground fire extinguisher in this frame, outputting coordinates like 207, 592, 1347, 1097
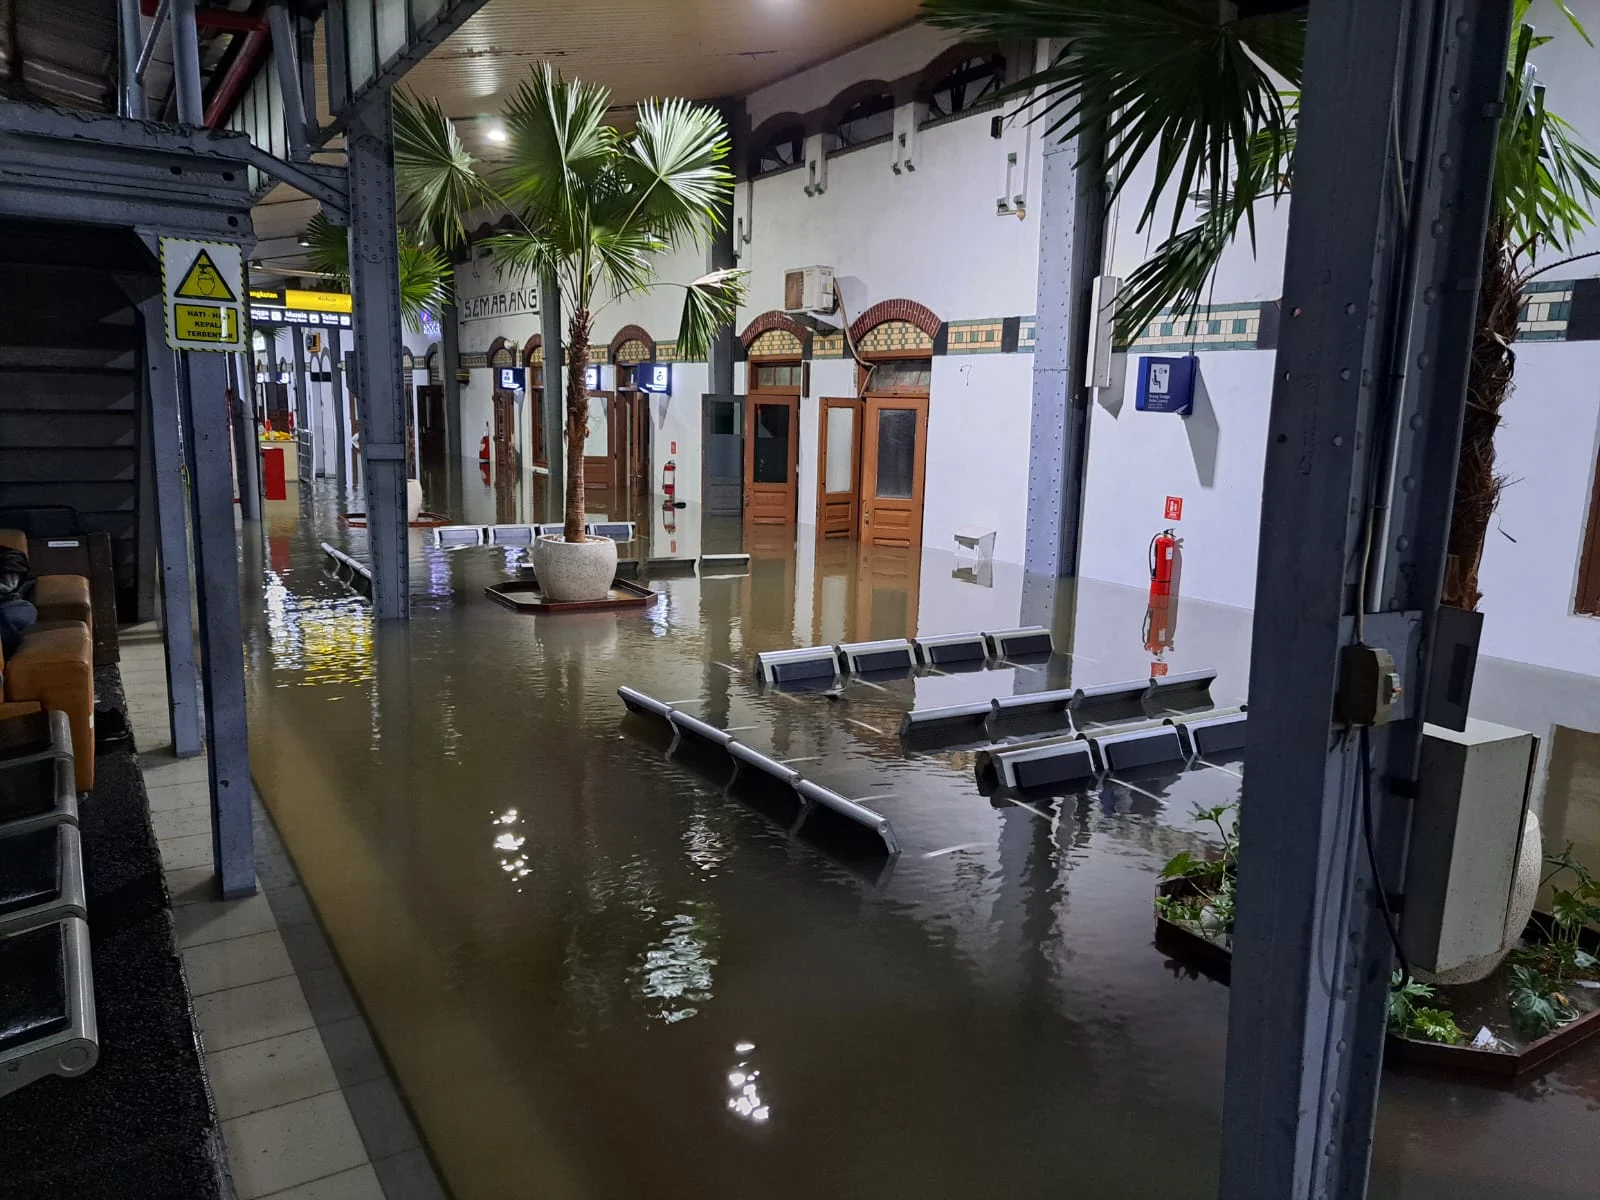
662, 458, 676, 502
662, 504, 676, 534
478, 421, 491, 464
1148, 528, 1182, 597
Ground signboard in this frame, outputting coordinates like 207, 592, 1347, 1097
584, 364, 601, 391
1164, 496, 1184, 522
249, 286, 354, 329
161, 238, 244, 352
635, 363, 671, 394
459, 286, 539, 323
1135, 354, 1197, 416
498, 367, 526, 391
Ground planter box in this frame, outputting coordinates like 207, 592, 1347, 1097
485, 578, 656, 614
1153, 878, 1600, 1079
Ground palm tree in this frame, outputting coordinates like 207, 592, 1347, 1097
393, 66, 746, 543
924, 0, 1600, 611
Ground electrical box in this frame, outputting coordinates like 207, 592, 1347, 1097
1135, 355, 1198, 415
994, 114, 1030, 218
1085, 275, 1122, 389
803, 133, 828, 197
1401, 720, 1538, 976
891, 102, 924, 175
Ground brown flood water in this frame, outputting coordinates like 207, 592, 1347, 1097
241, 474, 1600, 1200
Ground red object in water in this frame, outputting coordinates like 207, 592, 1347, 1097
479, 434, 491, 463
262, 446, 287, 501
479, 461, 492, 487
662, 457, 676, 499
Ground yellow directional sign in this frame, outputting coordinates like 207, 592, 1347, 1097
161, 237, 244, 352
173, 249, 239, 302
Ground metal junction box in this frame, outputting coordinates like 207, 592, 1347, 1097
1401, 719, 1537, 975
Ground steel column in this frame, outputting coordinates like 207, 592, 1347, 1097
707, 99, 742, 397
231, 353, 261, 519
347, 96, 410, 619
440, 297, 462, 466
1219, 3, 1512, 1197
140, 298, 203, 758
170, 0, 204, 126
538, 266, 564, 522
291, 328, 312, 484
135, 0, 172, 84
117, 0, 145, 117
1023, 108, 1105, 584
329, 326, 349, 501
179, 350, 255, 896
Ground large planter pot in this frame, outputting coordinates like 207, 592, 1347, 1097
531, 535, 617, 603
406, 479, 424, 523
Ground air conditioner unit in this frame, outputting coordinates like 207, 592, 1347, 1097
784, 266, 837, 314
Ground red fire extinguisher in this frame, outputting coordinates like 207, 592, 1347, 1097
478, 422, 491, 464
662, 458, 677, 502
1149, 528, 1182, 597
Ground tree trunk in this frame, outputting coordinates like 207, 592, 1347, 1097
564, 308, 592, 544
1444, 224, 1518, 611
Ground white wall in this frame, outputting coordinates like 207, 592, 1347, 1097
1476, 342, 1600, 674
1078, 350, 1276, 609
745, 23, 956, 129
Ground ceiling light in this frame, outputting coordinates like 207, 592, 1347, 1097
297, 237, 310, 247
485, 123, 507, 143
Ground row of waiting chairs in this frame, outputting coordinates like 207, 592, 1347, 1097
431, 522, 636, 548
0, 710, 97, 1098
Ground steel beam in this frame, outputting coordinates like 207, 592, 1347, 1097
140, 298, 203, 758
538, 266, 563, 520
117, 0, 145, 117
266, 3, 309, 161
180, 350, 255, 895
135, 0, 172, 84
707, 99, 742, 397
346, 96, 409, 619
325, 0, 493, 140
170, 0, 203, 126
1219, 3, 1512, 1197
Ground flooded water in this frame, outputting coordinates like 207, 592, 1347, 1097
240, 468, 1600, 1200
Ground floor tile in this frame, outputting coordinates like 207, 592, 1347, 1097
317, 1016, 387, 1088
278, 921, 337, 973
183, 930, 294, 996
160, 830, 215, 871
194, 975, 315, 1053
296, 965, 359, 1024
371, 1148, 447, 1200
165, 865, 225, 906
142, 754, 211, 785
147, 780, 212, 812
206, 1027, 340, 1121
154, 803, 214, 841
257, 1164, 385, 1200
221, 1090, 367, 1199
176, 890, 278, 947
342, 1077, 420, 1160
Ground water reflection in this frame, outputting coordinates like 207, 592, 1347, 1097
239, 472, 1600, 1200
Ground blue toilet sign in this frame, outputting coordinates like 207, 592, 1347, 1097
1135, 355, 1198, 416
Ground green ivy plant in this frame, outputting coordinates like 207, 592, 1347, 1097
1386, 972, 1466, 1045
1155, 804, 1239, 941
1508, 964, 1579, 1038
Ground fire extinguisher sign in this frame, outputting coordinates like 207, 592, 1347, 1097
1164, 496, 1184, 522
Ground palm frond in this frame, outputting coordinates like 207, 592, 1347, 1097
397, 242, 451, 333
393, 90, 492, 251
303, 211, 351, 289
620, 97, 736, 247
500, 63, 616, 240
674, 269, 748, 361
922, 0, 1304, 238
479, 230, 564, 283
591, 223, 667, 305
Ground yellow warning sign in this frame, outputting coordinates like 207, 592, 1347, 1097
174, 304, 239, 343
174, 249, 239, 302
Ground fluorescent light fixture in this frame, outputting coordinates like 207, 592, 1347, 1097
485, 122, 507, 143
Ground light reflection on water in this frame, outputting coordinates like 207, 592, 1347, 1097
240, 479, 1600, 1200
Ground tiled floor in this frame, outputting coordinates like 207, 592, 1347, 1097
120, 624, 440, 1200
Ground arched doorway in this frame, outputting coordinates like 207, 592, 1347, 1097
416, 343, 445, 470
610, 328, 654, 499
487, 336, 519, 478
740, 315, 807, 525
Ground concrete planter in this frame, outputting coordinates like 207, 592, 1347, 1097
531, 535, 617, 603
406, 479, 424, 522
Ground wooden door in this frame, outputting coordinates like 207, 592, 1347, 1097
492, 390, 518, 478
702, 394, 744, 516
816, 397, 863, 538
854, 543, 921, 641
619, 391, 650, 497
743, 394, 800, 524
417, 385, 445, 468
860, 394, 930, 547
583, 391, 613, 489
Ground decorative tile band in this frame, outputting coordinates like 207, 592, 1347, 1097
946, 319, 1006, 354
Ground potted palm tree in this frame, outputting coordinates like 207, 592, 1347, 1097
924, 0, 1600, 613
388, 66, 746, 601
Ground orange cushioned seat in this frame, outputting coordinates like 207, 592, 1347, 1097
0, 529, 92, 635
2, 621, 93, 792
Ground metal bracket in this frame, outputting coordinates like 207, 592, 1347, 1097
239, 145, 349, 222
